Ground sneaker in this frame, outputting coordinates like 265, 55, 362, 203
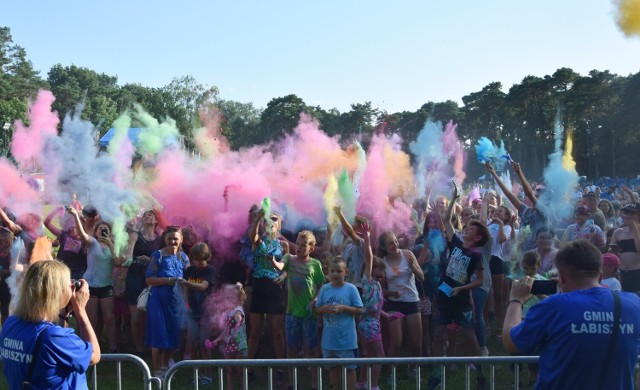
480, 347, 489, 356
356, 382, 367, 390
200, 376, 213, 385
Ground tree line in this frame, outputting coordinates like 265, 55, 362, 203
1, 25, 639, 181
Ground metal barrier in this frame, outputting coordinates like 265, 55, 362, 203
91, 353, 160, 390
161, 356, 540, 390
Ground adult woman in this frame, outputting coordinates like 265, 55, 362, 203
145, 225, 189, 377
124, 210, 162, 356
610, 202, 640, 293
379, 231, 423, 368
598, 199, 617, 229
246, 211, 288, 384
69, 207, 124, 353
44, 206, 87, 281
0, 260, 100, 389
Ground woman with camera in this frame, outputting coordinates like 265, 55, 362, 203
0, 260, 100, 389
69, 208, 125, 353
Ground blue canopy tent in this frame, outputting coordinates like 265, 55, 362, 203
98, 128, 145, 149
98, 128, 181, 150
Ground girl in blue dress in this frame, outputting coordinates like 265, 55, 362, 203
145, 225, 189, 377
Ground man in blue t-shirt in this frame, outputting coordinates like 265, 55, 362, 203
503, 240, 640, 390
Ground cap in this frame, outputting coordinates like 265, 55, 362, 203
602, 253, 621, 268
574, 205, 591, 215
622, 202, 640, 214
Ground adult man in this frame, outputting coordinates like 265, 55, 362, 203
503, 240, 640, 389
582, 192, 606, 231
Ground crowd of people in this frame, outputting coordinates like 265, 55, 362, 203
1, 159, 640, 389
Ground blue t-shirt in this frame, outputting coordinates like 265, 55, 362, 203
0, 317, 93, 389
510, 287, 640, 390
316, 282, 363, 350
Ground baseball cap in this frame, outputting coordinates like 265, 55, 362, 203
602, 253, 621, 268
622, 202, 640, 214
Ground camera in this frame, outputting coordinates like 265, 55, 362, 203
73, 279, 82, 290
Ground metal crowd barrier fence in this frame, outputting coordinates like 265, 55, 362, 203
161, 356, 541, 390
91, 353, 160, 390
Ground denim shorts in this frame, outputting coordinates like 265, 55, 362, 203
285, 314, 318, 350
322, 348, 358, 369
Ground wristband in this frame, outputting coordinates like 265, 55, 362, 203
508, 299, 524, 307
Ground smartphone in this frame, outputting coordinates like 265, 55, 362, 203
608, 244, 620, 254
101, 228, 108, 239
531, 280, 558, 295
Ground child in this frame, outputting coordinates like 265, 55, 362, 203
206, 283, 248, 390
270, 230, 326, 388
180, 242, 216, 385
601, 253, 622, 291
316, 257, 364, 390
512, 251, 547, 387
356, 223, 385, 390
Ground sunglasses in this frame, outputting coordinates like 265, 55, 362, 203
270, 217, 280, 222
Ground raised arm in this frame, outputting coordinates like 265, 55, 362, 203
486, 162, 523, 210
334, 205, 359, 243
249, 210, 265, 250
511, 162, 537, 205
362, 223, 373, 279
67, 207, 91, 244
444, 186, 460, 242
0, 208, 21, 235
43, 206, 64, 237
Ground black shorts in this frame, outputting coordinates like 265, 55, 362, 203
621, 269, 640, 293
382, 300, 420, 316
433, 294, 474, 329
489, 256, 504, 275
89, 285, 114, 299
250, 277, 285, 315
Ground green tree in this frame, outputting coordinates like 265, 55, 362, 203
47, 64, 119, 135
215, 99, 261, 149
0, 26, 47, 156
258, 94, 309, 144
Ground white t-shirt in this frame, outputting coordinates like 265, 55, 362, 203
601, 277, 622, 291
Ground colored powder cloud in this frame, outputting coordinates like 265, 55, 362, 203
10, 90, 59, 171
615, 0, 640, 37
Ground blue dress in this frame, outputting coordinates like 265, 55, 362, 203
145, 250, 189, 349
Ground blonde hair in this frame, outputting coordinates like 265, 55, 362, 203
297, 230, 316, 247
14, 260, 71, 323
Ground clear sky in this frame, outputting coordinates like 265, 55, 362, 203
2, 1, 639, 113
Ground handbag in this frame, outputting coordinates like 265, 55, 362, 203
137, 287, 150, 311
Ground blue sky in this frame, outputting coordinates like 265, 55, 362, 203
2, 1, 639, 113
